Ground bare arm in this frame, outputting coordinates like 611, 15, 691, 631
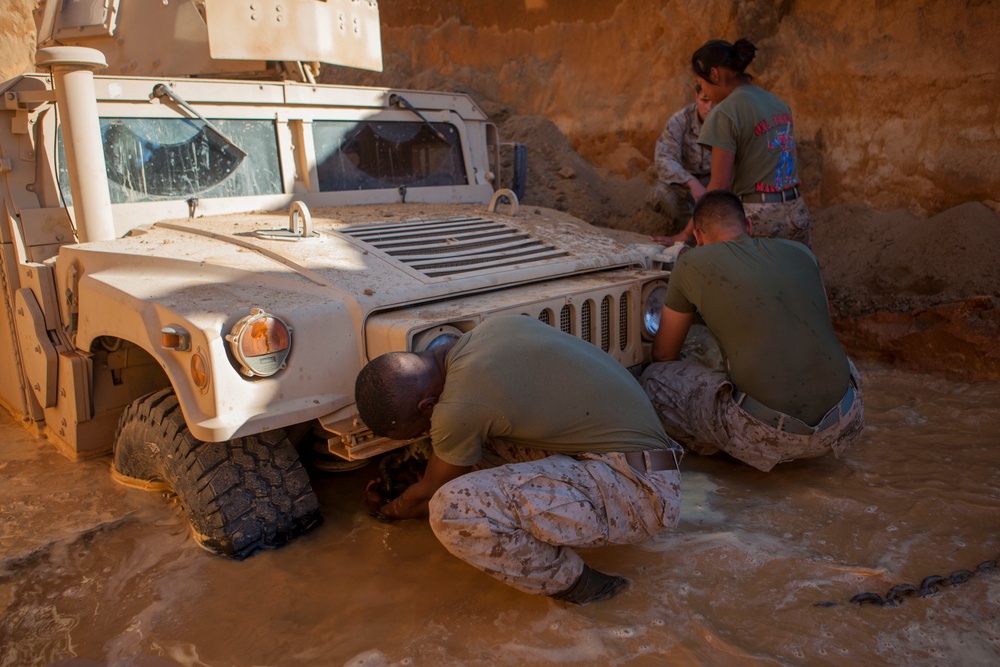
687, 178, 707, 201
706, 147, 735, 192
366, 453, 471, 520
651, 306, 696, 362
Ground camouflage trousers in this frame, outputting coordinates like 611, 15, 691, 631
744, 197, 813, 248
639, 360, 864, 472
428, 441, 682, 596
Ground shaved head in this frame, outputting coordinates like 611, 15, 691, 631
354, 352, 426, 437
692, 190, 747, 238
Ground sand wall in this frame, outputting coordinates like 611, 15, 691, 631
358, 0, 1000, 216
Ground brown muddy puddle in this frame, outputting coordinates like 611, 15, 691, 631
1, 363, 999, 666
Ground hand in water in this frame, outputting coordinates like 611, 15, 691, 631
363, 478, 386, 514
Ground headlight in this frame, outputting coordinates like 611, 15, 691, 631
412, 325, 463, 352
640, 281, 668, 340
225, 308, 292, 377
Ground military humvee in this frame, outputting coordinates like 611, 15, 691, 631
0, 0, 672, 558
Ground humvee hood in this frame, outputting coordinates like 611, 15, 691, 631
64, 204, 643, 312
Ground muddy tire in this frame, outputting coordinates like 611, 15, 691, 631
112, 388, 322, 559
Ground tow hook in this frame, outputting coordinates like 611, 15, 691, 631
488, 189, 519, 216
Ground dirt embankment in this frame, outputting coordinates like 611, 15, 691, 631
364, 0, 1000, 217
812, 204, 1000, 381
0, 0, 34, 81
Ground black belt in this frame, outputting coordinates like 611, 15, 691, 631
623, 449, 681, 473
740, 187, 799, 204
733, 385, 855, 436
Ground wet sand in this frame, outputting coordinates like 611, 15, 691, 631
2, 362, 999, 666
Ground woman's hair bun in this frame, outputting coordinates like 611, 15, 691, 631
732, 39, 757, 70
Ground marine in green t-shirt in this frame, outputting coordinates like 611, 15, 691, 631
354, 316, 683, 604
666, 38, 813, 248
664, 233, 848, 423
432, 316, 674, 466
642, 190, 863, 472
697, 85, 801, 198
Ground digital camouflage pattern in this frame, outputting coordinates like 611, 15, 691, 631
744, 197, 814, 247
428, 441, 682, 595
654, 103, 712, 187
640, 360, 864, 472
647, 103, 713, 231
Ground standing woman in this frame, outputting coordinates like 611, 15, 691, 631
670, 38, 813, 247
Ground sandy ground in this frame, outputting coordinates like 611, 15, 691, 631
2, 363, 999, 665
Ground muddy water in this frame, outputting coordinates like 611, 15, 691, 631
1, 363, 999, 666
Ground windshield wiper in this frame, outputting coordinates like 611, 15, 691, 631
388, 93, 449, 143
152, 83, 248, 158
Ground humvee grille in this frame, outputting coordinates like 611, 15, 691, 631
559, 305, 572, 333
619, 293, 630, 351
522, 292, 627, 355
600, 296, 611, 352
339, 216, 569, 277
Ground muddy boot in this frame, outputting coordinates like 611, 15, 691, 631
549, 565, 629, 605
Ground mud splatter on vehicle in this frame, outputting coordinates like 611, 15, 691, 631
0, 0, 676, 556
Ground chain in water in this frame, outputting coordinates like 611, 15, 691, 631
814, 558, 997, 608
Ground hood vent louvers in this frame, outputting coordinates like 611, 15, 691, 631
339, 216, 569, 278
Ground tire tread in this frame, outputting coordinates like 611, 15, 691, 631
113, 389, 321, 559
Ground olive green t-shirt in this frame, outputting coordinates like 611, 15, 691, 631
665, 235, 849, 424
430, 316, 675, 467
698, 85, 801, 197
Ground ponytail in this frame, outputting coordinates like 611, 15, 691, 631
731, 39, 757, 71
691, 38, 757, 81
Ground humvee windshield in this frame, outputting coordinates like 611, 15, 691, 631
313, 120, 467, 191
57, 118, 282, 204
57, 117, 468, 204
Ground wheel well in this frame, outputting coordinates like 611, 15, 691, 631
89, 336, 171, 446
